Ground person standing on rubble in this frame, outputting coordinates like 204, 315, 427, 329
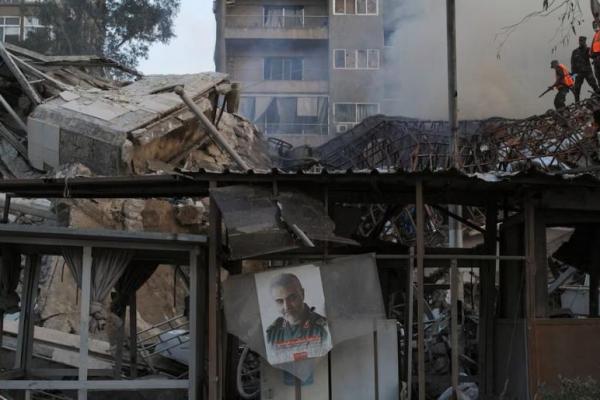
572, 36, 600, 102
591, 22, 600, 83
549, 60, 575, 110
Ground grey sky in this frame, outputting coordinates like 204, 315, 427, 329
138, 0, 215, 74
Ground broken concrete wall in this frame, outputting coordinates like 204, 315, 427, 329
27, 72, 271, 175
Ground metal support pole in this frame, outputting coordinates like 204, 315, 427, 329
480, 204, 497, 395
114, 307, 126, 379
2, 194, 11, 223
450, 259, 459, 398
208, 184, 221, 400
446, 0, 458, 167
189, 247, 207, 400
174, 86, 249, 171
406, 247, 415, 400
416, 181, 426, 400
0, 310, 3, 351
524, 199, 537, 398
78, 247, 92, 400
15, 254, 39, 374
446, 0, 463, 263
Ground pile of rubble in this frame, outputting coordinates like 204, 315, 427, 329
0, 42, 273, 353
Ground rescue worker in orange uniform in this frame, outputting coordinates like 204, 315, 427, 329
590, 22, 600, 83
549, 60, 574, 110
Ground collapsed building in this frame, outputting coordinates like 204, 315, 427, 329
1, 39, 600, 400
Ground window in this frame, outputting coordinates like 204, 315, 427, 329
264, 57, 303, 80
357, 50, 368, 69
252, 96, 329, 135
366, 0, 377, 14
334, 103, 379, 123
0, 16, 20, 43
264, 6, 304, 28
384, 29, 394, 47
334, 49, 346, 69
334, 104, 356, 123
334, 0, 377, 15
367, 49, 379, 68
333, 49, 380, 69
239, 97, 256, 121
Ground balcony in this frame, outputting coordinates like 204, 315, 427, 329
225, 15, 328, 40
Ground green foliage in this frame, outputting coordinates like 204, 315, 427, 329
21, 0, 180, 68
541, 376, 600, 400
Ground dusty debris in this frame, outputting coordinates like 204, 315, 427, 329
0, 42, 271, 180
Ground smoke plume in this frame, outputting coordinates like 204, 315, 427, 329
384, 0, 587, 119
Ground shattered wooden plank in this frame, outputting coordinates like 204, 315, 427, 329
10, 54, 73, 92
0, 41, 42, 105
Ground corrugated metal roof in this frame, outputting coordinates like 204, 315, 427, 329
0, 166, 598, 201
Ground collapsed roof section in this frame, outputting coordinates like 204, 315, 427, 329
28, 72, 271, 175
0, 42, 271, 177
278, 98, 600, 176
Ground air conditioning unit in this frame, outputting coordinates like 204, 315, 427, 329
336, 124, 350, 133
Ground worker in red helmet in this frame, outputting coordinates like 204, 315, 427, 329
549, 60, 575, 110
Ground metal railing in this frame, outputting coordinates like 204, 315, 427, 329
226, 15, 328, 30
137, 314, 190, 372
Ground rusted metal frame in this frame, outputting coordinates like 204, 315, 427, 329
430, 204, 489, 238
368, 204, 403, 240
415, 180, 426, 400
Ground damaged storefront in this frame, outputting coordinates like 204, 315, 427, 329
2, 168, 600, 399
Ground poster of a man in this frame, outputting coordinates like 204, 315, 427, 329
255, 265, 332, 365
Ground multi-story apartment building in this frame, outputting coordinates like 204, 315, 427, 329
215, 0, 386, 146
0, 0, 45, 43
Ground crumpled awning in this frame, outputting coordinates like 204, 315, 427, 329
210, 185, 358, 259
